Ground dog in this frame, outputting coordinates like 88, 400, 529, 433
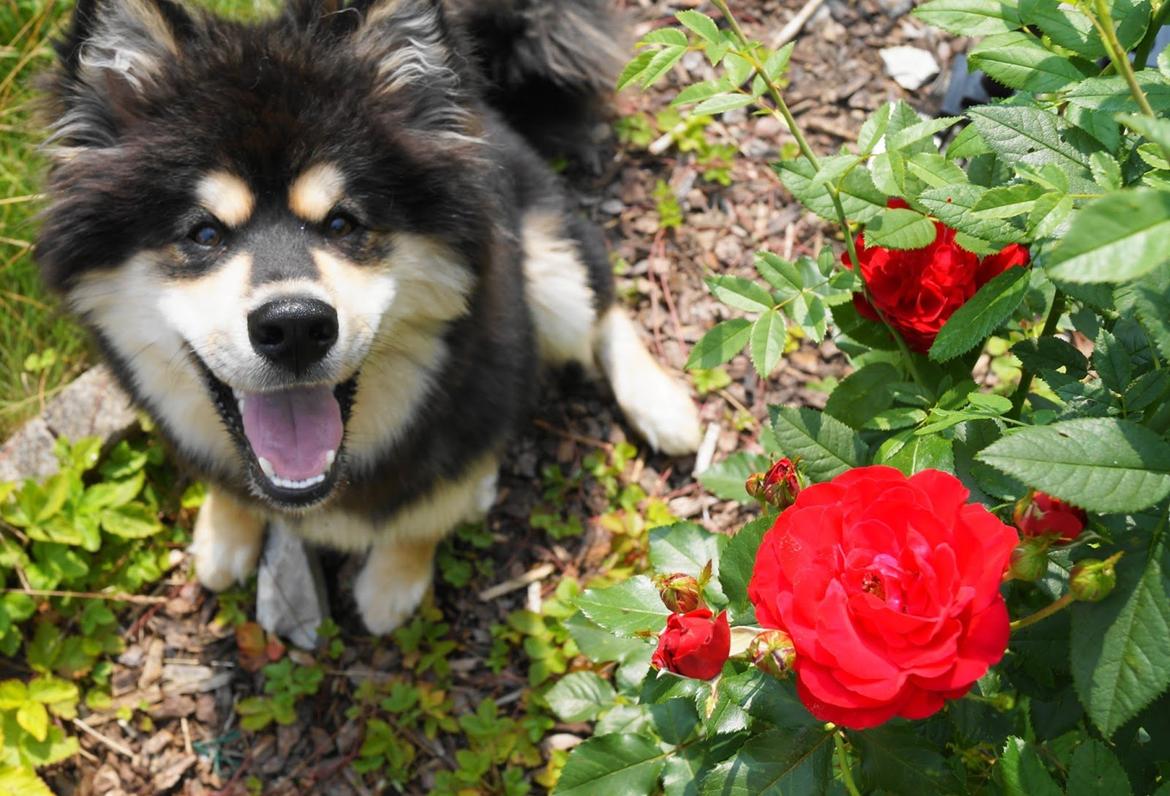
36, 0, 702, 634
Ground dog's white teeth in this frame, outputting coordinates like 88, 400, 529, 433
325, 449, 336, 468
258, 457, 276, 478
269, 473, 326, 490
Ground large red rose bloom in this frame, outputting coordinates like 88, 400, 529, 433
748, 466, 1018, 729
845, 199, 1029, 352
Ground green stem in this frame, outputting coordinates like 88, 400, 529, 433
1131, 0, 1170, 73
834, 731, 863, 796
1010, 592, 1075, 631
1091, 0, 1159, 119
1008, 291, 1066, 420
710, 0, 927, 390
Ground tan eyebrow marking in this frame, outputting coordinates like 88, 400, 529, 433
289, 163, 346, 223
196, 171, 254, 228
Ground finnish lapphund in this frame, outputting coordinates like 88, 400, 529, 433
36, 0, 701, 633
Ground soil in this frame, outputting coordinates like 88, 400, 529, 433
44, 1, 959, 793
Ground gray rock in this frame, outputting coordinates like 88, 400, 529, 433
880, 46, 940, 91
0, 416, 59, 483
43, 365, 138, 443
256, 520, 329, 649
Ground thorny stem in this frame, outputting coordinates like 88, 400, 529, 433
710, 0, 927, 389
834, 731, 863, 796
1089, 0, 1162, 128
1010, 592, 1075, 632
1009, 291, 1066, 419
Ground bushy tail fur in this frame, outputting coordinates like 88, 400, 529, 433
444, 0, 625, 165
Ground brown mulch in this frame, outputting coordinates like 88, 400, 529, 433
45, 1, 959, 793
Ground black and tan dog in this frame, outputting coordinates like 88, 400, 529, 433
36, 0, 701, 633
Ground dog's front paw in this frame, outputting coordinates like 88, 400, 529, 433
354, 541, 436, 635
190, 490, 265, 592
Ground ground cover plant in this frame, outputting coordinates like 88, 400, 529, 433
1, 0, 1169, 793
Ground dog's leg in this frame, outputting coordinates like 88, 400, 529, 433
354, 536, 438, 636
594, 306, 703, 456
190, 488, 266, 591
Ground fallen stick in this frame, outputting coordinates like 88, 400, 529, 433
478, 563, 557, 601
771, 0, 830, 49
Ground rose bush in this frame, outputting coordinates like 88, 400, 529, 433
747, 466, 1017, 728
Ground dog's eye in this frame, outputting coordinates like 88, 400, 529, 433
324, 212, 357, 239
189, 222, 224, 247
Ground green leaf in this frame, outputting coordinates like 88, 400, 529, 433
650, 523, 726, 580
686, 319, 753, 369
878, 432, 956, 476
1094, 328, 1132, 394
675, 10, 720, 44
1066, 739, 1133, 796
918, 184, 1027, 244
0, 767, 54, 796
555, 734, 667, 796
100, 503, 163, 539
1115, 261, 1170, 359
546, 672, 617, 723
775, 160, 887, 224
697, 726, 833, 795
823, 363, 898, 428
967, 105, 1091, 173
575, 577, 670, 638
1065, 69, 1170, 114
769, 406, 866, 482
692, 93, 756, 115
699, 453, 773, 503
16, 700, 49, 743
719, 516, 771, 617
1071, 550, 1170, 737
976, 418, 1170, 513
0, 680, 28, 710
913, 0, 1021, 35
640, 46, 687, 88
565, 613, 652, 668
1018, 0, 1105, 58
1047, 188, 1170, 283
863, 208, 937, 250
27, 676, 79, 707
80, 471, 145, 512
674, 79, 733, 107
970, 31, 1090, 92
854, 725, 956, 794
750, 310, 787, 377
617, 51, 655, 91
706, 275, 775, 314
998, 737, 1062, 796
929, 266, 1031, 361
886, 117, 963, 152
973, 183, 1046, 218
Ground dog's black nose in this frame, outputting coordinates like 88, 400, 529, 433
247, 298, 338, 372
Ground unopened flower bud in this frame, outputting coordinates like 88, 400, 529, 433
1013, 490, 1086, 542
657, 573, 702, 613
989, 693, 1016, 712
1008, 537, 1051, 582
745, 457, 803, 511
1070, 555, 1120, 603
747, 629, 796, 680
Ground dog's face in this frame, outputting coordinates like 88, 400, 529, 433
38, 0, 492, 510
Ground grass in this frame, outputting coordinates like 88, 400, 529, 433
0, 0, 278, 438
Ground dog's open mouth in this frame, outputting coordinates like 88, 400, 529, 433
199, 360, 357, 505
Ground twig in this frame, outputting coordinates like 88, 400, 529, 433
73, 717, 138, 762
531, 418, 613, 451
477, 563, 557, 601
771, 0, 829, 49
5, 588, 169, 604
692, 422, 721, 477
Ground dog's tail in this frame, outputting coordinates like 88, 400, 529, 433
444, 0, 626, 165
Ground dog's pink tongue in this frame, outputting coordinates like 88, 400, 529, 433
240, 386, 342, 481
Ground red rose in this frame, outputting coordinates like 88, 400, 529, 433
651, 608, 730, 680
746, 457, 803, 510
844, 199, 1029, 352
748, 466, 1018, 729
1013, 490, 1086, 542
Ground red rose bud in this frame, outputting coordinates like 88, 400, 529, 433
1008, 537, 1052, 582
656, 573, 703, 613
843, 198, 1030, 353
1013, 491, 1087, 542
747, 629, 796, 681
745, 457, 802, 510
651, 609, 731, 680
1070, 555, 1121, 603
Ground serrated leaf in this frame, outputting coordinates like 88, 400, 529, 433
913, 0, 1021, 35
673, 79, 732, 107
1018, 0, 1105, 58
1065, 69, 1170, 113
692, 93, 755, 115
706, 275, 775, 314
976, 418, 1170, 513
750, 310, 787, 377
100, 503, 163, 539
968, 105, 1091, 173
617, 51, 656, 91
675, 10, 720, 44
546, 672, 617, 723
575, 577, 670, 638
999, 737, 1062, 796
1047, 189, 1170, 283
929, 265, 1030, 361
1071, 550, 1170, 737
719, 516, 770, 617
1067, 739, 1133, 796
919, 184, 1027, 244
1115, 261, 1170, 359
697, 726, 833, 796
947, 123, 992, 159
650, 523, 726, 580
565, 613, 652, 668
905, 153, 966, 187
687, 319, 752, 369
886, 116, 962, 152
699, 453, 773, 503
16, 700, 49, 743
0, 680, 28, 710
855, 725, 956, 794
823, 363, 898, 428
640, 45, 687, 88
555, 733, 667, 796
971, 31, 1090, 93
877, 431, 956, 475
0, 767, 54, 796
1094, 328, 1132, 394
863, 208, 937, 249
973, 183, 1046, 218
769, 406, 866, 483
775, 160, 887, 224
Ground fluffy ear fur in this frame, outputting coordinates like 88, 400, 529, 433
46, 0, 191, 152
